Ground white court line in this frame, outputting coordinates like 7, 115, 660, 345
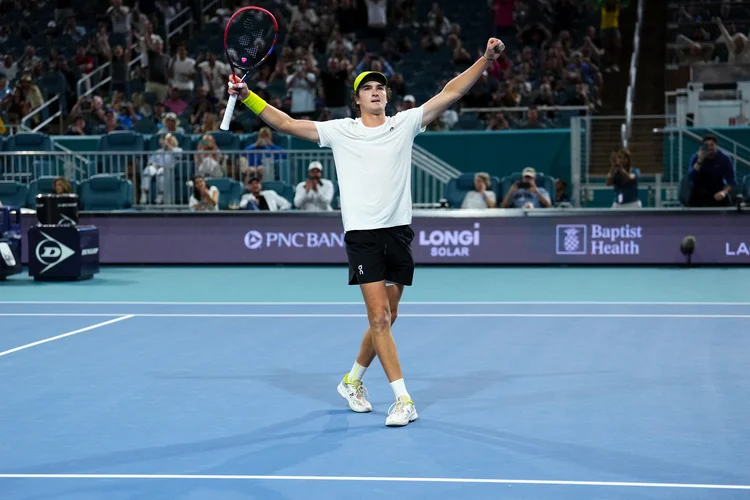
2, 313, 750, 319
0, 473, 748, 490
1, 300, 750, 306
0, 315, 134, 358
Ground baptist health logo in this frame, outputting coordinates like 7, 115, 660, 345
556, 224, 643, 255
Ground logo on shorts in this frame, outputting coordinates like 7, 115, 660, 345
556, 224, 587, 255
358, 265, 363, 275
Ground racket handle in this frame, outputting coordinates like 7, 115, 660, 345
220, 94, 238, 131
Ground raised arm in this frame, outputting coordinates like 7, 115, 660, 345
421, 38, 505, 127
227, 74, 320, 143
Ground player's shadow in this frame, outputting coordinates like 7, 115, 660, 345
409, 369, 614, 412
417, 420, 749, 486
12, 409, 380, 500
153, 368, 345, 407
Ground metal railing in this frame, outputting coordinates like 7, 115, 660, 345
77, 62, 111, 99
164, 6, 194, 53
200, 0, 221, 23
77, 55, 144, 101
0, 149, 452, 209
622, 0, 645, 149
19, 96, 63, 133
654, 126, 750, 183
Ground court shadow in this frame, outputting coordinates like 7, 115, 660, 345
14, 409, 380, 500
411, 369, 614, 411
416, 420, 748, 485
1, 276, 138, 287
6, 409, 368, 476
153, 369, 345, 406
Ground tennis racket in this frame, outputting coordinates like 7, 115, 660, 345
220, 6, 279, 131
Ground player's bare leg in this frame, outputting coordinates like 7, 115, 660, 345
344, 280, 416, 426
338, 284, 404, 414
354, 283, 403, 370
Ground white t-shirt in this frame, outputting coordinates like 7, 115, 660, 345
171, 57, 196, 91
189, 185, 220, 211
461, 190, 496, 209
314, 106, 426, 232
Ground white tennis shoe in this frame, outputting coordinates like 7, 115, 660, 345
385, 396, 418, 427
337, 374, 373, 413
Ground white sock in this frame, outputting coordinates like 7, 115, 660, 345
348, 362, 367, 382
390, 378, 410, 400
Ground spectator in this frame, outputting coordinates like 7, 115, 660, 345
170, 45, 197, 93
242, 126, 284, 181
62, 15, 86, 41
365, 0, 388, 41
716, 18, 750, 64
596, 0, 625, 72
240, 177, 292, 211
99, 109, 125, 133
1, 55, 18, 81
141, 133, 183, 205
107, 0, 132, 35
194, 112, 218, 134
54, 177, 73, 194
164, 87, 188, 115
521, 106, 546, 129
320, 57, 352, 118
194, 135, 225, 178
501, 167, 552, 208
66, 115, 87, 135
143, 35, 170, 102
461, 172, 497, 209
286, 59, 318, 117
687, 135, 735, 207
198, 53, 231, 102
189, 175, 219, 212
294, 161, 335, 211
606, 148, 641, 208
159, 112, 185, 134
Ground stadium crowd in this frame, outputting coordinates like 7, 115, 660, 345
0, 0, 615, 135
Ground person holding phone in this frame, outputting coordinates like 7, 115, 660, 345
687, 135, 736, 207
501, 167, 552, 208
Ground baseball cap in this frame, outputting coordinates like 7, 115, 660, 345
353, 71, 388, 92
522, 167, 537, 177
308, 161, 323, 171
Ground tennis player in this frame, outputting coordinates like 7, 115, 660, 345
228, 37, 505, 427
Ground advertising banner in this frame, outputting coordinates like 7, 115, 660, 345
18, 211, 750, 265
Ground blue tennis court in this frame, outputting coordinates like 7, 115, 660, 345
1, 266, 750, 499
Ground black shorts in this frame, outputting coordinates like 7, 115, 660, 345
345, 225, 415, 286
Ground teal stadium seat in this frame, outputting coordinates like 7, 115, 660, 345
3, 133, 55, 179
96, 131, 146, 177
207, 131, 240, 151
204, 178, 243, 209
79, 174, 133, 210
499, 172, 557, 204
444, 173, 502, 208
0, 181, 29, 208
27, 176, 81, 207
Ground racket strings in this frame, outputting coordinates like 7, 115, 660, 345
226, 11, 276, 70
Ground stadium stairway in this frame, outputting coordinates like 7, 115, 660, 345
588, 0, 644, 176
626, 0, 669, 177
